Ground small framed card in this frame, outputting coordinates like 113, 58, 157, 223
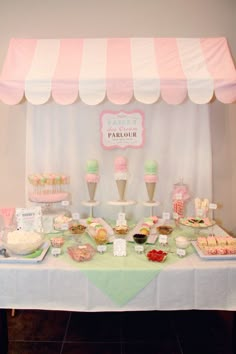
159, 234, 168, 245
15, 207, 42, 232
113, 238, 127, 256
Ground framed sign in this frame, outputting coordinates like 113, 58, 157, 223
100, 110, 144, 149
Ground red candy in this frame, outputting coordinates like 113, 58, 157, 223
147, 249, 167, 262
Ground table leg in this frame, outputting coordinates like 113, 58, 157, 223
233, 312, 236, 354
0, 309, 8, 354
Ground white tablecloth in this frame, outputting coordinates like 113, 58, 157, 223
0, 225, 236, 312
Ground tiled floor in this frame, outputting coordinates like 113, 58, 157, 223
6, 309, 235, 354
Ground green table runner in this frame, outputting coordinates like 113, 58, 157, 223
58, 225, 195, 306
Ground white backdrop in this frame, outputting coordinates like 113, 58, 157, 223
26, 100, 212, 221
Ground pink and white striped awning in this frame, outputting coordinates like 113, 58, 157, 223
0, 37, 235, 105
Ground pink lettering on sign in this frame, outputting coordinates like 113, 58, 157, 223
100, 110, 145, 149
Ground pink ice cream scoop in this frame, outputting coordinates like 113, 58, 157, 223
114, 156, 128, 180
85, 174, 100, 183
144, 175, 158, 183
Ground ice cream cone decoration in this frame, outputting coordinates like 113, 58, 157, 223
144, 160, 158, 202
114, 156, 128, 201
85, 159, 99, 202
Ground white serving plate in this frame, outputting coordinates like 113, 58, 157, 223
0, 241, 50, 264
126, 219, 160, 244
191, 241, 236, 260
180, 218, 215, 229
80, 218, 115, 243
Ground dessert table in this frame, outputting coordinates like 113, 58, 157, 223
1, 223, 236, 353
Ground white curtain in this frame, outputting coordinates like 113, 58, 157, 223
26, 100, 212, 221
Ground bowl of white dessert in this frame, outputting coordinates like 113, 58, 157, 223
2, 229, 44, 255
175, 236, 190, 249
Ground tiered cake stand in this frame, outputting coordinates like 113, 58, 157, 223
108, 200, 136, 213
143, 201, 160, 216
81, 201, 100, 217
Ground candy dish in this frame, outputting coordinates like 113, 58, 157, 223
175, 236, 190, 249
67, 243, 96, 262
53, 215, 73, 231
147, 249, 168, 262
113, 225, 129, 236
2, 229, 44, 255
69, 223, 86, 235
157, 225, 173, 235
133, 233, 148, 244
50, 237, 65, 248
133, 233, 148, 254
180, 217, 215, 228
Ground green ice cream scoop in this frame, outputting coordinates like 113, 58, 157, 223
144, 160, 158, 175
86, 159, 99, 174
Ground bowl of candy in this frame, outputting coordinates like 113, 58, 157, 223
50, 236, 65, 248
156, 225, 173, 235
175, 236, 190, 249
67, 243, 96, 262
3, 229, 44, 255
146, 249, 168, 262
113, 225, 129, 236
69, 222, 86, 235
133, 233, 148, 245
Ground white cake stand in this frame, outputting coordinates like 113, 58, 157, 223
143, 201, 160, 216
82, 201, 100, 217
108, 200, 136, 213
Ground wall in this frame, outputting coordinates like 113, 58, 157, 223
0, 0, 235, 231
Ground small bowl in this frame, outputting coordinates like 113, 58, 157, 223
147, 249, 168, 262
113, 225, 129, 235
157, 225, 173, 235
50, 237, 65, 248
133, 233, 148, 245
69, 223, 86, 235
67, 243, 96, 262
175, 236, 190, 249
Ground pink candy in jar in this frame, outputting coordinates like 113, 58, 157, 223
172, 182, 190, 219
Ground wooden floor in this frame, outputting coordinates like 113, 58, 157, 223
5, 309, 235, 354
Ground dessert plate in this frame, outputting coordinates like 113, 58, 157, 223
81, 218, 115, 243
126, 219, 158, 244
180, 217, 215, 228
0, 241, 50, 264
192, 241, 236, 260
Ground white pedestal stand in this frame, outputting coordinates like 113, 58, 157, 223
108, 200, 136, 213
143, 201, 160, 216
82, 201, 100, 218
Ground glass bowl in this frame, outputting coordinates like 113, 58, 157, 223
67, 243, 96, 262
146, 249, 168, 262
68, 222, 86, 235
113, 225, 129, 236
133, 233, 148, 244
156, 225, 173, 235
50, 237, 65, 248
175, 236, 190, 249
3, 229, 44, 255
